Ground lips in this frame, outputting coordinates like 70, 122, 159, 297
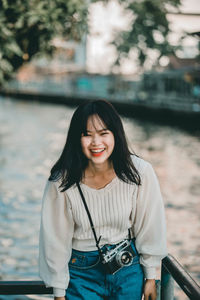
90, 148, 105, 157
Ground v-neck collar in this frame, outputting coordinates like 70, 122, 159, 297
80, 176, 118, 192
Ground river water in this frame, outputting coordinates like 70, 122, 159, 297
0, 96, 199, 299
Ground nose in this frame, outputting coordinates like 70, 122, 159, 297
91, 134, 101, 145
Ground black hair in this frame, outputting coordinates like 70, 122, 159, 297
49, 100, 141, 191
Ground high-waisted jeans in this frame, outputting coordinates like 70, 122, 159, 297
65, 239, 144, 299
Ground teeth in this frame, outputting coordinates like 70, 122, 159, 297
91, 149, 104, 153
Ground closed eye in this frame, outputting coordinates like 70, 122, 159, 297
81, 133, 91, 137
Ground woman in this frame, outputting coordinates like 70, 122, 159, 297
39, 100, 168, 300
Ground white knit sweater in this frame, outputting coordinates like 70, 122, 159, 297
39, 156, 168, 297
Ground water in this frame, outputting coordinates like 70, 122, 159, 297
0, 96, 199, 299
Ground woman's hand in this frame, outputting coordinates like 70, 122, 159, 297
143, 279, 157, 300
54, 297, 65, 300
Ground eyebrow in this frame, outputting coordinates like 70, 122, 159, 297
86, 128, 108, 133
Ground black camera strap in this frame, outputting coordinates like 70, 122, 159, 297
76, 182, 103, 257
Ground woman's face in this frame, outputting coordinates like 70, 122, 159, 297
81, 115, 115, 166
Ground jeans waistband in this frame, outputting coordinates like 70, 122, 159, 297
72, 238, 138, 256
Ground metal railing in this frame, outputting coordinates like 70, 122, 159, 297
0, 254, 200, 299
161, 254, 200, 300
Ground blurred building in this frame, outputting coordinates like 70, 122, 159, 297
29, 35, 87, 75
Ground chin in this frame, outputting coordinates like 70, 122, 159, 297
92, 156, 111, 164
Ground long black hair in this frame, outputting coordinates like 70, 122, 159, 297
49, 100, 141, 191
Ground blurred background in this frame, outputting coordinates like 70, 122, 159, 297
0, 0, 199, 299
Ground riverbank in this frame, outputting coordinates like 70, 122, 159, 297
1, 87, 200, 132
1, 69, 200, 132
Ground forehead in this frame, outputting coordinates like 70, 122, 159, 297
86, 115, 107, 131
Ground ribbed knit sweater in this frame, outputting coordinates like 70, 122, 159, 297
39, 156, 168, 297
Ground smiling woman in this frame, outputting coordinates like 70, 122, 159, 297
48, 99, 141, 190
39, 99, 168, 300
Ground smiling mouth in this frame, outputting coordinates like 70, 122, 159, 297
90, 149, 105, 156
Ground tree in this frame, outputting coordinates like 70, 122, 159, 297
112, 0, 182, 70
0, 0, 182, 87
0, 0, 88, 85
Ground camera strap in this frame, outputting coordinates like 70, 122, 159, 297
76, 182, 103, 257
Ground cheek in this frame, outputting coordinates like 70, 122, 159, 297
81, 138, 90, 152
107, 135, 115, 151
111, 139, 115, 151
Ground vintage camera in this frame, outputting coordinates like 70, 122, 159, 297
101, 239, 136, 275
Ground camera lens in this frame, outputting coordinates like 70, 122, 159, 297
116, 251, 133, 267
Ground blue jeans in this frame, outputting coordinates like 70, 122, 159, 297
65, 239, 144, 299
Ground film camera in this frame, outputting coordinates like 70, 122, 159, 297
101, 239, 136, 275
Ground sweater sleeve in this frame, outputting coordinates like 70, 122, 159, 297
132, 162, 168, 279
39, 180, 74, 297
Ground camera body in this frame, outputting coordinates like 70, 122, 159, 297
101, 239, 136, 275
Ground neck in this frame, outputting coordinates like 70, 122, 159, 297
85, 160, 114, 177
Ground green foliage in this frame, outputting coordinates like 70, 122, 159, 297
0, 0, 88, 86
113, 0, 182, 68
0, 0, 182, 86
